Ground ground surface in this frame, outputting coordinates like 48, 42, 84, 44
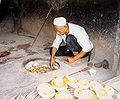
0, 32, 119, 99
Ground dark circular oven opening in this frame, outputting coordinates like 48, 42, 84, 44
23, 58, 60, 73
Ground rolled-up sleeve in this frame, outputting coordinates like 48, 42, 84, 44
52, 34, 62, 49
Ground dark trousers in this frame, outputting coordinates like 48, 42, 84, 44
50, 34, 90, 57
50, 34, 91, 62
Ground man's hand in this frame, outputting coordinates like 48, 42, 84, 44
66, 57, 76, 63
50, 57, 55, 69
66, 51, 87, 63
50, 47, 57, 69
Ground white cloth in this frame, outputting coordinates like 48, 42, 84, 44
52, 23, 93, 52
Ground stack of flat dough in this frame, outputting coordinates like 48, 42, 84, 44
117, 92, 120, 99
36, 75, 115, 99
95, 88, 113, 99
55, 91, 73, 99
89, 81, 114, 99
77, 78, 90, 90
37, 83, 55, 99
63, 75, 78, 88
74, 89, 97, 99
51, 77, 68, 91
89, 81, 103, 92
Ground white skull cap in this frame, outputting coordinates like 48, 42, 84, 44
53, 17, 66, 26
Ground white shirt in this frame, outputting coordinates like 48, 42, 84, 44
52, 23, 93, 52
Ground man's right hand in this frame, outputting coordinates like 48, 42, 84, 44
50, 47, 57, 69
50, 57, 55, 69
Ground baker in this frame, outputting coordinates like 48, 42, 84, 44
50, 17, 93, 68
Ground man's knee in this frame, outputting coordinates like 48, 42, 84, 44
66, 34, 76, 43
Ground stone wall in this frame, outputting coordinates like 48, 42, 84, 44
0, 0, 119, 73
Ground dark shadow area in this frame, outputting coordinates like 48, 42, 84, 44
0, 0, 118, 39
0, 0, 50, 21
52, 1, 118, 37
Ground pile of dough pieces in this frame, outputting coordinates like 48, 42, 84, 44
25, 61, 59, 73
25, 62, 50, 73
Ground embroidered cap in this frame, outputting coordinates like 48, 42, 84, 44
53, 17, 66, 26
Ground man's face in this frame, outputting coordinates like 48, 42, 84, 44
54, 24, 68, 35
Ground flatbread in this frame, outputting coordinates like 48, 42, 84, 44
37, 83, 55, 98
51, 77, 68, 91
55, 91, 73, 99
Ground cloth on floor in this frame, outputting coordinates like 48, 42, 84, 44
0, 56, 8, 63
0, 51, 10, 58
0, 51, 10, 63
16, 43, 31, 50
43, 42, 52, 50
9, 43, 31, 51
0, 40, 16, 45
25, 49, 37, 55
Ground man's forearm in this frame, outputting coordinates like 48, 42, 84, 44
73, 51, 87, 61
50, 47, 57, 58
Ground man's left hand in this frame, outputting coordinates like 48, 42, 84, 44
66, 57, 75, 63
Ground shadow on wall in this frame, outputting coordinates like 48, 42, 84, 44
0, 0, 118, 37
0, 0, 51, 36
